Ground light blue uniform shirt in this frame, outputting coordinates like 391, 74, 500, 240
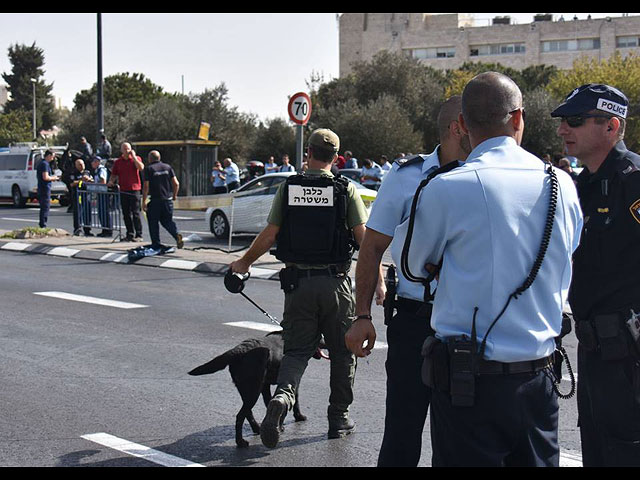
211, 169, 225, 188
393, 137, 583, 362
366, 147, 441, 302
224, 163, 240, 185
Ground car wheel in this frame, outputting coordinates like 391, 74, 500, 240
210, 210, 230, 239
12, 185, 26, 208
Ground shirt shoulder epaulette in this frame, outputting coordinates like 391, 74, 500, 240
394, 154, 427, 169
620, 151, 640, 178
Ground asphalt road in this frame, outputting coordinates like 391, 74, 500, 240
0, 205, 583, 467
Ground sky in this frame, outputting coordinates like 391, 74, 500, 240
0, 13, 637, 123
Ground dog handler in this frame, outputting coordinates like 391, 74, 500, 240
229, 128, 368, 448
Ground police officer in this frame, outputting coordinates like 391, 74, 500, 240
344, 95, 470, 467
229, 128, 368, 449
398, 72, 582, 466
552, 84, 640, 466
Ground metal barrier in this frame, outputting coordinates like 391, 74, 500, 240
76, 184, 123, 240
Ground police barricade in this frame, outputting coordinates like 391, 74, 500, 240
76, 184, 123, 240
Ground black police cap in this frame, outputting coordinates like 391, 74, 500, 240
550, 83, 629, 119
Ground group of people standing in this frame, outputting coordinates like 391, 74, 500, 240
228, 73, 640, 468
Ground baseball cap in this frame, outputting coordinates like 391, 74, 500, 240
550, 83, 629, 119
308, 128, 340, 152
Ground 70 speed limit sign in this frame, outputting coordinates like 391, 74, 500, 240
288, 92, 312, 125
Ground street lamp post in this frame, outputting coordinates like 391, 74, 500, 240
30, 78, 36, 141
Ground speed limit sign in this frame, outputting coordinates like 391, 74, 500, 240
288, 92, 312, 125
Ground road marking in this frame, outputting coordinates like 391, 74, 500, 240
173, 216, 195, 220
47, 247, 80, 257
159, 259, 199, 270
1, 242, 30, 251
0, 217, 38, 222
81, 433, 205, 467
33, 291, 148, 309
223, 321, 389, 349
560, 449, 582, 467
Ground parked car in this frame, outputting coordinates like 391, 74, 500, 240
0, 143, 68, 207
338, 168, 363, 184
205, 172, 377, 238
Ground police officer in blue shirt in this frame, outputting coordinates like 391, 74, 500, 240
36, 150, 60, 228
345, 96, 471, 467
552, 83, 640, 466
397, 72, 583, 466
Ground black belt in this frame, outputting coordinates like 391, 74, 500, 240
476, 354, 554, 375
297, 266, 348, 278
396, 296, 432, 316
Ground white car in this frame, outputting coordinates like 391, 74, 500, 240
205, 172, 377, 238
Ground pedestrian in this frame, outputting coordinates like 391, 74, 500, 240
90, 156, 113, 238
80, 136, 93, 162
398, 72, 582, 467
36, 150, 60, 228
336, 154, 346, 169
69, 159, 94, 236
211, 160, 227, 194
142, 150, 183, 250
222, 157, 240, 191
345, 95, 471, 467
264, 156, 279, 174
279, 154, 295, 173
229, 128, 368, 449
344, 150, 358, 169
378, 155, 392, 172
360, 158, 383, 190
107, 143, 144, 242
552, 83, 640, 467
96, 134, 112, 160
557, 157, 579, 184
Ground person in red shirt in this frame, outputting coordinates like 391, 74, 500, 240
108, 142, 144, 241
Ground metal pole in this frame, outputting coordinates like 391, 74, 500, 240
31, 78, 36, 140
97, 13, 104, 142
295, 125, 303, 171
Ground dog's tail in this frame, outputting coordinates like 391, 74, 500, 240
188, 339, 259, 376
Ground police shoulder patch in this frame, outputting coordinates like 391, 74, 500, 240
395, 154, 426, 169
629, 198, 640, 224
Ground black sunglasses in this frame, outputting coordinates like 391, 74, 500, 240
559, 114, 612, 128
509, 108, 526, 121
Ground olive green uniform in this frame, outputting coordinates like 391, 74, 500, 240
268, 169, 368, 426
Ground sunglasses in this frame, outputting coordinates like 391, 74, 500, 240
509, 108, 526, 121
558, 114, 612, 128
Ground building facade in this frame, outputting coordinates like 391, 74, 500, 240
339, 13, 640, 75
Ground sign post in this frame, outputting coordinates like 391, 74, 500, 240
287, 92, 312, 171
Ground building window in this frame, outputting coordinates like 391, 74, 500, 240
469, 43, 525, 57
617, 36, 640, 48
407, 47, 455, 59
541, 38, 601, 52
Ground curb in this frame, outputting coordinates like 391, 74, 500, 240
0, 239, 282, 281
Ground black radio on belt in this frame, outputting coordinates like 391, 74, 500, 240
383, 265, 397, 325
448, 336, 477, 407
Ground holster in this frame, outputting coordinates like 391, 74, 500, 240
279, 266, 299, 293
576, 312, 632, 361
421, 336, 448, 392
383, 265, 397, 326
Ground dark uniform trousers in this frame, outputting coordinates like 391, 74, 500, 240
147, 199, 179, 248
577, 345, 640, 466
430, 370, 559, 467
276, 273, 356, 425
38, 191, 50, 228
377, 302, 433, 467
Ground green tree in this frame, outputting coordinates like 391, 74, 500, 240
73, 72, 166, 110
0, 110, 32, 144
1, 42, 57, 133
250, 118, 297, 162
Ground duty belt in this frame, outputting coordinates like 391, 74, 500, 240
297, 266, 348, 278
475, 354, 554, 375
395, 296, 432, 317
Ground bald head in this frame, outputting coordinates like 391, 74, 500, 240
461, 72, 523, 136
437, 95, 463, 141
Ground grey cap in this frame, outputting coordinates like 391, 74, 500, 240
308, 128, 340, 152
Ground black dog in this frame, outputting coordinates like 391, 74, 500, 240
189, 330, 325, 448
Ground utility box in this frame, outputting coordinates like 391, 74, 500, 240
132, 139, 220, 196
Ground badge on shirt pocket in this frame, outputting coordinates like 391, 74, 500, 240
630, 198, 640, 224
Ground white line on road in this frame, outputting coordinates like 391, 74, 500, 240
560, 449, 583, 467
0, 217, 38, 222
33, 291, 148, 309
81, 433, 205, 467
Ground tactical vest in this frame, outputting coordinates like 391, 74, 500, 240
275, 173, 355, 264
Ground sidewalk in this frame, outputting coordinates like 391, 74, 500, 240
0, 229, 287, 281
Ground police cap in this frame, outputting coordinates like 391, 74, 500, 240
308, 128, 340, 152
550, 83, 629, 119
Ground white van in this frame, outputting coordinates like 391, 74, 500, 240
0, 143, 68, 207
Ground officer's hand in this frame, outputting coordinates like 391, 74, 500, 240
345, 319, 376, 357
230, 259, 250, 275
375, 282, 386, 306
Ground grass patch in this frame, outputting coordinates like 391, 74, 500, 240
1, 226, 52, 239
